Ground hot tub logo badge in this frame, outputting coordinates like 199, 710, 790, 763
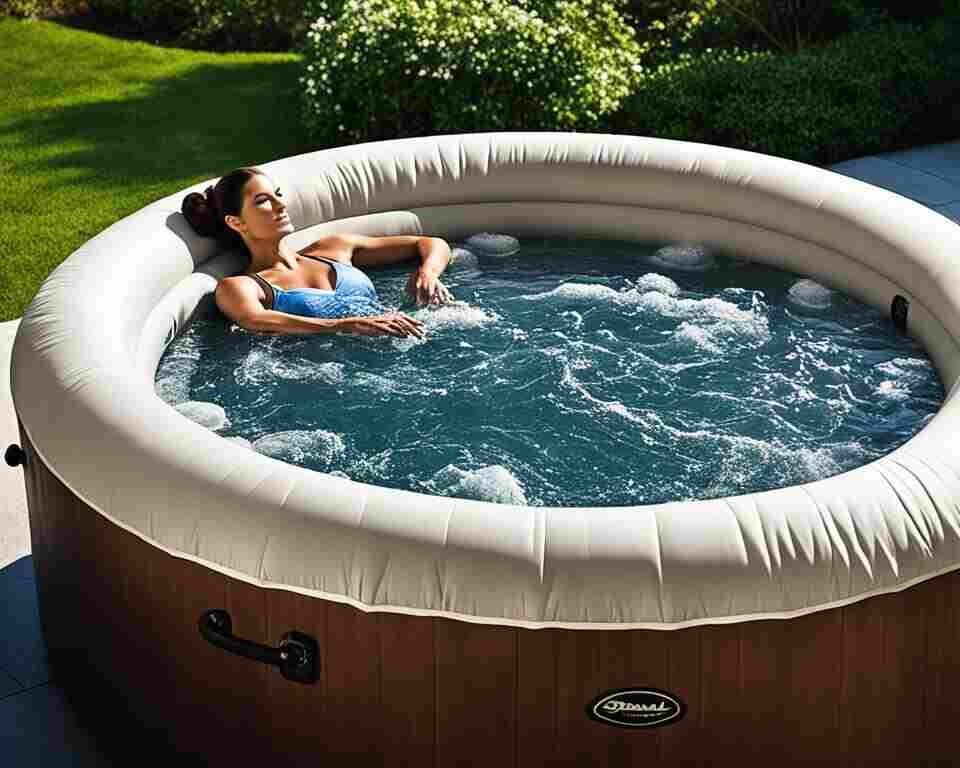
587, 687, 685, 728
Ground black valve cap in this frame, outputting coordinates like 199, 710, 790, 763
5, 444, 25, 467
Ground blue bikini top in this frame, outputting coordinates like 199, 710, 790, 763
249, 252, 386, 320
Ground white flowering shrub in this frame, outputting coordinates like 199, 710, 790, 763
297, 0, 646, 147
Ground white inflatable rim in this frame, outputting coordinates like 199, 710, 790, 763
12, 131, 960, 629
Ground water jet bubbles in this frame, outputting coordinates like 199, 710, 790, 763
649, 244, 715, 272
787, 279, 833, 313
174, 401, 231, 431
432, 463, 528, 505
633, 273, 680, 296
462, 233, 520, 257
252, 429, 346, 465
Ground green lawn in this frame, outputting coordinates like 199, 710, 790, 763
1, 15, 949, 323
0, 17, 311, 322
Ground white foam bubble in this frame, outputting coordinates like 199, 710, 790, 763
432, 464, 527, 505
252, 429, 345, 465
411, 300, 499, 330
154, 347, 201, 404
650, 244, 715, 271
875, 357, 931, 380
273, 358, 346, 384
463, 233, 520, 257
674, 323, 723, 354
787, 279, 833, 311
522, 282, 648, 305
875, 380, 911, 401
234, 347, 282, 387
638, 292, 771, 352
633, 273, 680, 296
224, 436, 253, 449
174, 401, 231, 431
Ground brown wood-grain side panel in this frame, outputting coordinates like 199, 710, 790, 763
264, 587, 328, 766
922, 574, 950, 767
736, 617, 786, 763
160, 553, 228, 760
658, 624, 701, 767
517, 627, 559, 766
324, 600, 383, 765
782, 608, 844, 765
221, 575, 274, 762
841, 589, 886, 767
620, 627, 669, 763
435, 616, 516, 768
378, 611, 436, 767
698, 623, 743, 763
883, 581, 932, 765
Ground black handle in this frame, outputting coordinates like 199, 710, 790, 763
198, 608, 319, 685
5, 444, 25, 467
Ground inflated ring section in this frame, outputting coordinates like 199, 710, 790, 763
13, 131, 960, 629
10, 132, 960, 763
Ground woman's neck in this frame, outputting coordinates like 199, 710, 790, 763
247, 240, 298, 274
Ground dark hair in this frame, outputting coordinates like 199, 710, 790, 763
181, 167, 268, 253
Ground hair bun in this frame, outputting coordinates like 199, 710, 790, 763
181, 186, 220, 237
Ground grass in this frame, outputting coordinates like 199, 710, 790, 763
0, 13, 950, 322
0, 16, 311, 321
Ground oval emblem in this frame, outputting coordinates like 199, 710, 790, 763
586, 687, 685, 729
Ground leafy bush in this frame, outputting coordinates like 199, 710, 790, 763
625, 0, 898, 66
297, 0, 646, 148
176, 0, 328, 52
86, 0, 332, 51
609, 16, 960, 166
1, 0, 85, 18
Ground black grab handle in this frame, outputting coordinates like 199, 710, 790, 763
198, 608, 319, 685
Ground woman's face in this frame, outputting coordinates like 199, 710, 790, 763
225, 175, 295, 241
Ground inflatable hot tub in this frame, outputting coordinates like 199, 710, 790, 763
8, 132, 960, 766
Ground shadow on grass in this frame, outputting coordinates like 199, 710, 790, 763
5, 53, 324, 197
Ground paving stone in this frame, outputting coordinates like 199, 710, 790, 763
0, 683, 112, 767
933, 201, 960, 225
828, 156, 960, 206
2, 555, 35, 583
881, 141, 960, 185
0, 561, 52, 689
0, 667, 21, 699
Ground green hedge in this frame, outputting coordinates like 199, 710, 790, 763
297, 0, 646, 147
607, 15, 960, 166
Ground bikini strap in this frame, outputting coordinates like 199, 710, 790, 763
299, 251, 341, 266
249, 273, 275, 310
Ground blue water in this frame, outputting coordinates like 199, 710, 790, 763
155, 236, 944, 507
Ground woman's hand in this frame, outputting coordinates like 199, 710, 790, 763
337, 313, 425, 339
406, 269, 454, 306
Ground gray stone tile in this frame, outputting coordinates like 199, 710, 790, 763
881, 140, 960, 184
2, 555, 35, 583
827, 156, 960, 206
0, 683, 113, 767
933, 201, 960, 225
0, 667, 21, 698
0, 562, 53, 688
0, 676, 205, 766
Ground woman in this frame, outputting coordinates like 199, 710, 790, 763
182, 167, 455, 339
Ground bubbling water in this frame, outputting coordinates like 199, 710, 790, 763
155, 235, 944, 508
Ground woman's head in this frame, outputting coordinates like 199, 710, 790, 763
181, 167, 294, 255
